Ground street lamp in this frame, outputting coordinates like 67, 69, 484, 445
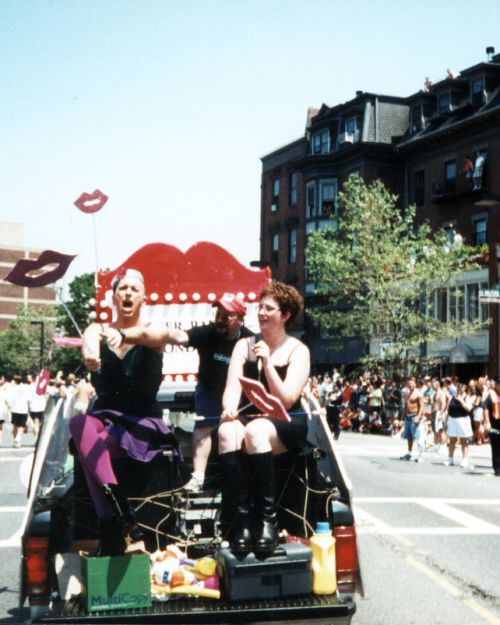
30, 320, 45, 371
250, 260, 270, 269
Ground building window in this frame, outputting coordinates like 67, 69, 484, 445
438, 92, 451, 114
444, 160, 456, 194
345, 117, 357, 137
312, 130, 329, 154
288, 228, 297, 264
467, 284, 478, 321
473, 217, 487, 246
414, 170, 425, 206
271, 176, 279, 212
306, 181, 316, 218
411, 105, 423, 133
272, 233, 279, 265
319, 179, 337, 215
289, 172, 298, 207
471, 77, 485, 107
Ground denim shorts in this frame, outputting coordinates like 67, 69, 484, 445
403, 413, 418, 440
194, 383, 221, 430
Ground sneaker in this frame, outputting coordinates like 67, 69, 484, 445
13, 440, 21, 449
460, 460, 473, 469
400, 453, 412, 461
182, 474, 204, 493
415, 454, 424, 463
443, 458, 454, 466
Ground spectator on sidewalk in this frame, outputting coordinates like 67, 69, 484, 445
400, 377, 424, 462
444, 383, 474, 468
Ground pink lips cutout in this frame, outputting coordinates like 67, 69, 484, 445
74, 189, 108, 214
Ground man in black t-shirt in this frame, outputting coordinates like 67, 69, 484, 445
164, 294, 253, 491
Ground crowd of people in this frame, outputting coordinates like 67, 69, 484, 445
305, 371, 500, 475
0, 372, 95, 447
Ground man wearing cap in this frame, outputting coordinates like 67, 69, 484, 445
116, 293, 254, 492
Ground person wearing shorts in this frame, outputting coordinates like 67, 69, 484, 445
400, 377, 424, 462
7, 375, 29, 448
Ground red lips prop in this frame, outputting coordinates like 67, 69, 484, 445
35, 369, 50, 395
74, 189, 108, 214
4, 250, 77, 288
239, 376, 291, 422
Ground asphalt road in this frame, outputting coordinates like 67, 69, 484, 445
338, 431, 500, 625
0, 428, 498, 624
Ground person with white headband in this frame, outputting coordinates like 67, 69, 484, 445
69, 268, 180, 556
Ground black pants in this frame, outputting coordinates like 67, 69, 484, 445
490, 432, 500, 476
326, 405, 340, 440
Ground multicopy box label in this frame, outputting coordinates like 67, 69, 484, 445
91, 592, 150, 607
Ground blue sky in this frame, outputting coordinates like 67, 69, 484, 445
1, 0, 499, 284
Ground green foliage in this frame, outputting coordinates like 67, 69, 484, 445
0, 305, 56, 377
0, 272, 95, 377
306, 175, 484, 373
56, 272, 95, 336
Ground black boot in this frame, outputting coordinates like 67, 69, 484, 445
97, 518, 126, 557
248, 452, 279, 556
218, 450, 253, 554
102, 483, 143, 543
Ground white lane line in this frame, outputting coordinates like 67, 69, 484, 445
0, 457, 27, 463
356, 497, 500, 505
0, 506, 26, 512
0, 532, 22, 548
354, 500, 500, 535
418, 500, 500, 532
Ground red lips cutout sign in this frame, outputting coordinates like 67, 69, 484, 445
4, 250, 77, 288
74, 189, 108, 214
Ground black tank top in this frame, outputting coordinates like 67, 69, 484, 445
91, 341, 163, 417
242, 360, 303, 414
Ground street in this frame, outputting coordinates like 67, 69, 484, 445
0, 429, 499, 624
339, 431, 500, 625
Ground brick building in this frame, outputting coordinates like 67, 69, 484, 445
260, 50, 500, 377
0, 222, 56, 331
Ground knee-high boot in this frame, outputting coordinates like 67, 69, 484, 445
218, 450, 253, 553
248, 452, 279, 556
102, 483, 144, 543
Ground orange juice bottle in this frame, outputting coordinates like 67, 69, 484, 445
310, 521, 336, 594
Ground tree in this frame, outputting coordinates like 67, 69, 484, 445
0, 305, 56, 377
51, 272, 96, 374
306, 175, 484, 374
56, 272, 95, 337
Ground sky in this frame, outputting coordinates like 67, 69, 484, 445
1, 0, 500, 287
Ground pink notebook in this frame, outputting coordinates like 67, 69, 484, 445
239, 376, 291, 422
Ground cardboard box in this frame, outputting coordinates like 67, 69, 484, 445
217, 543, 312, 601
81, 553, 152, 613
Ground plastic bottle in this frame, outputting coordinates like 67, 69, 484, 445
310, 521, 336, 594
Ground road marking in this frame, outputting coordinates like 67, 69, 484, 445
0, 457, 27, 463
406, 555, 500, 625
0, 532, 21, 548
0, 506, 26, 513
354, 498, 500, 535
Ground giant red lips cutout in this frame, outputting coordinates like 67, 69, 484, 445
74, 189, 108, 214
3, 250, 77, 288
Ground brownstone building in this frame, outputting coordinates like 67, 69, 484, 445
0, 222, 56, 331
260, 50, 500, 376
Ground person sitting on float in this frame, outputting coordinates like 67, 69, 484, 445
69, 268, 179, 556
218, 280, 310, 556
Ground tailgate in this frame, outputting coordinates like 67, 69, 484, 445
40, 594, 355, 624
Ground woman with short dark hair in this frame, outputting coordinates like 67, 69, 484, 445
218, 280, 310, 556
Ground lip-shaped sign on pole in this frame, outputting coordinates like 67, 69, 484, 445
35, 369, 50, 395
74, 189, 108, 214
3, 250, 77, 288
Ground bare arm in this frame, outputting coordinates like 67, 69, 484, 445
221, 338, 248, 419
102, 323, 189, 352
82, 323, 103, 372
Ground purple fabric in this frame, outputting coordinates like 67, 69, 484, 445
69, 413, 123, 518
69, 410, 180, 519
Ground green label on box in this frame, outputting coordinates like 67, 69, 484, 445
82, 553, 152, 613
